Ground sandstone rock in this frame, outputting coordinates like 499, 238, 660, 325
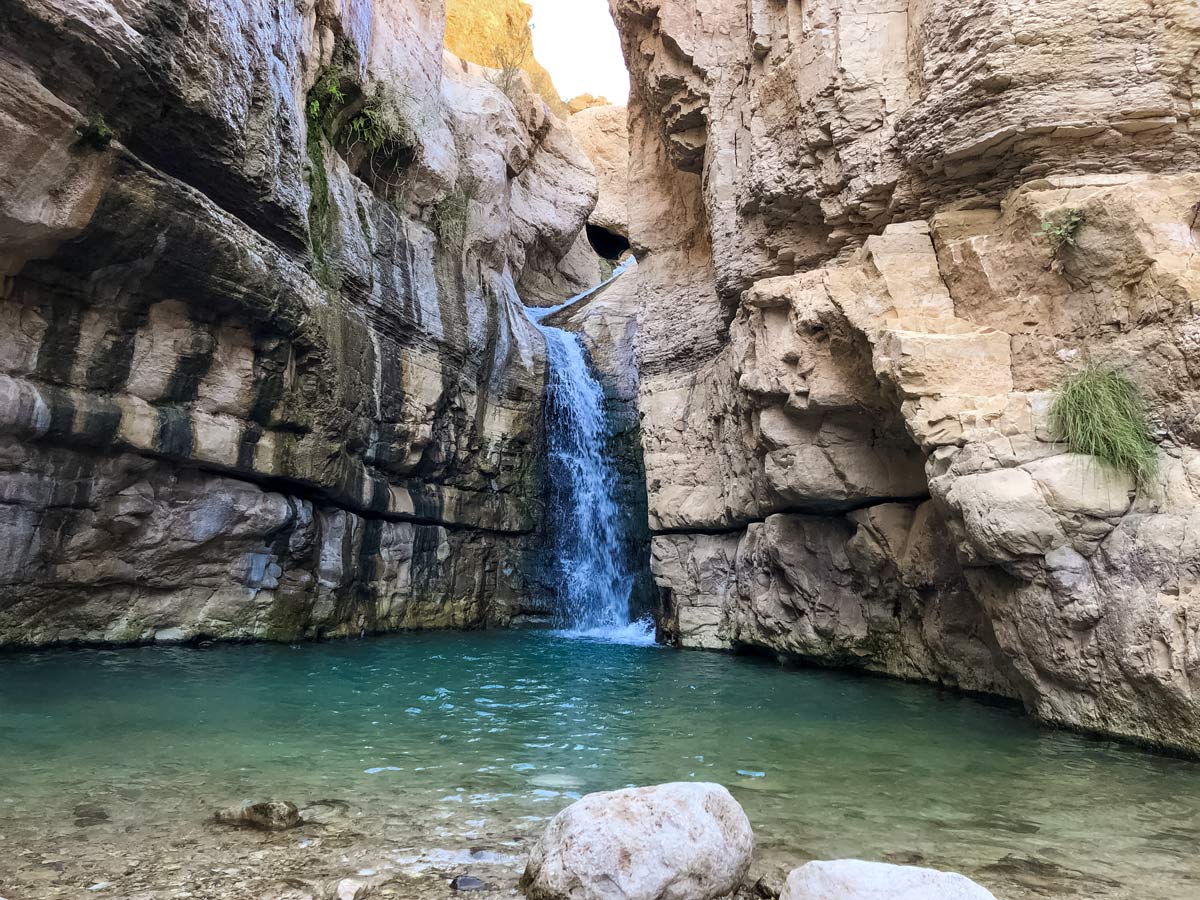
213, 800, 302, 832
519, 783, 753, 900
566, 95, 611, 114
781, 861, 998, 900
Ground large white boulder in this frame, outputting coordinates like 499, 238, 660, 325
781, 861, 998, 900
520, 782, 753, 900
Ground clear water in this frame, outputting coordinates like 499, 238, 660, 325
2, 630, 1199, 898
531, 310, 637, 635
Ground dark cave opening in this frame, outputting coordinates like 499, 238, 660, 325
586, 222, 631, 261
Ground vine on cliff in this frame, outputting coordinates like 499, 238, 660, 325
304, 62, 351, 291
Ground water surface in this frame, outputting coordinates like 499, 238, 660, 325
2, 630, 1198, 898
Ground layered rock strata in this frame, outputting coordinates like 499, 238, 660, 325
0, 0, 597, 644
612, 0, 1200, 751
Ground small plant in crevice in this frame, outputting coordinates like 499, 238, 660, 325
75, 114, 114, 150
307, 65, 347, 128
342, 83, 419, 200
1050, 365, 1157, 485
430, 183, 473, 253
1041, 208, 1085, 255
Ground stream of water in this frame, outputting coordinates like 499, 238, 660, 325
2, 631, 1198, 898
525, 265, 652, 643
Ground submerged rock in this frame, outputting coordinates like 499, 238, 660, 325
72, 802, 110, 827
450, 874, 488, 891
520, 782, 753, 900
781, 861, 998, 900
213, 800, 302, 832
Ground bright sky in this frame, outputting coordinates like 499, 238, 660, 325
527, 0, 630, 104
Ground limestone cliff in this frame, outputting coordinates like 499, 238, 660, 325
0, 0, 597, 645
612, 0, 1200, 752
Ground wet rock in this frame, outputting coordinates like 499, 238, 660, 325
450, 874, 488, 891
781, 861, 998, 900
72, 803, 110, 826
213, 800, 302, 832
520, 782, 753, 900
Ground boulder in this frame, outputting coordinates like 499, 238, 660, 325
781, 861, 998, 900
213, 800, 302, 832
520, 782, 753, 900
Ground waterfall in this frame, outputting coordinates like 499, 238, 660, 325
525, 263, 654, 644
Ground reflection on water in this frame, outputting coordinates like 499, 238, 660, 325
2, 630, 1199, 898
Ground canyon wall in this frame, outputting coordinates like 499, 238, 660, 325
0, 0, 598, 645
612, 0, 1200, 752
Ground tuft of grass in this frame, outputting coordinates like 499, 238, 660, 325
1041, 208, 1085, 255
1050, 365, 1157, 484
76, 114, 114, 150
430, 184, 472, 251
344, 85, 415, 155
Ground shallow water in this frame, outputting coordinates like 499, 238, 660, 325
2, 630, 1199, 898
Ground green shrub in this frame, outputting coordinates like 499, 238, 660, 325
1041, 208, 1085, 255
1050, 366, 1157, 484
76, 114, 114, 150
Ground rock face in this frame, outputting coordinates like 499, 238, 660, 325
519, 782, 753, 900
0, 0, 597, 644
781, 861, 997, 900
611, 0, 1200, 751
567, 105, 630, 242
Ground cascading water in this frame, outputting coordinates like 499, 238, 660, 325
525, 263, 654, 644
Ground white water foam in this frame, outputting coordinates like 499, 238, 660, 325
551, 616, 659, 647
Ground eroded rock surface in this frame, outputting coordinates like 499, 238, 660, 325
612, 0, 1200, 751
0, 0, 598, 644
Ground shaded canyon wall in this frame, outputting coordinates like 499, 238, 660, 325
0, 0, 599, 644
